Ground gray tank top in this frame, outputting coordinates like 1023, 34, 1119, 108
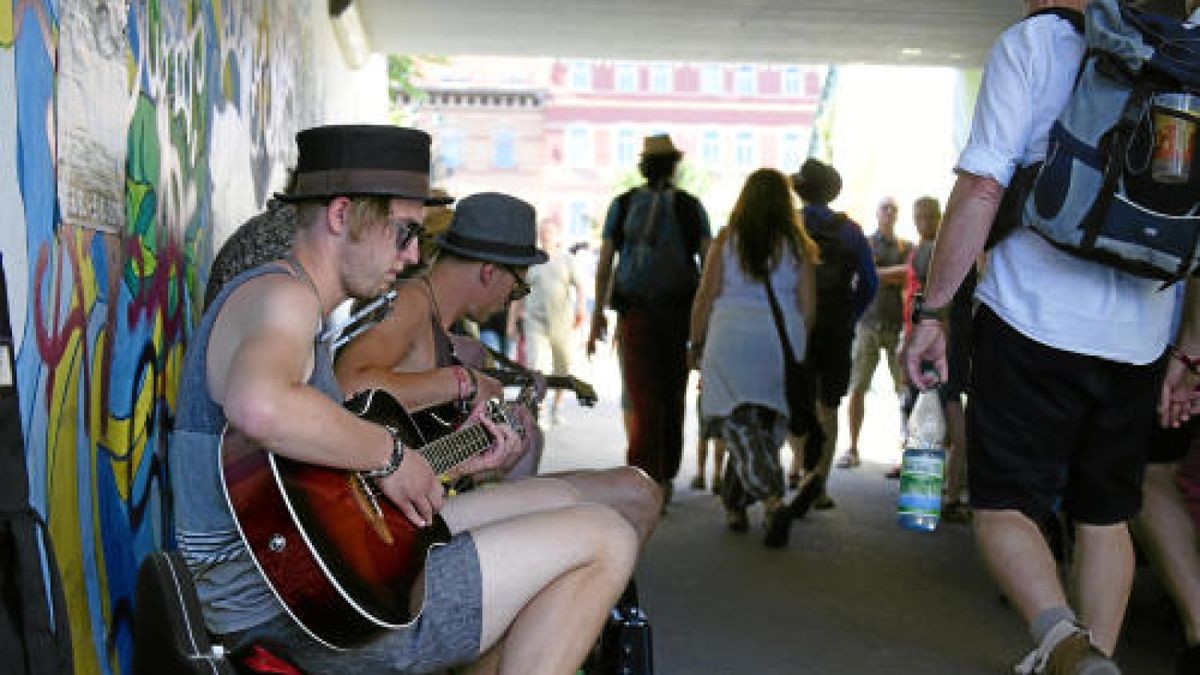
170, 260, 342, 634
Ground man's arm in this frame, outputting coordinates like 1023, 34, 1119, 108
588, 238, 616, 356
335, 286, 498, 411
213, 275, 443, 527
902, 173, 1004, 387
847, 225, 878, 323
1161, 278, 1200, 427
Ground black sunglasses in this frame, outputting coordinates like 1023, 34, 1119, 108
501, 265, 532, 302
391, 219, 424, 250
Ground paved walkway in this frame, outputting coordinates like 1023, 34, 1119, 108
539, 350, 1179, 674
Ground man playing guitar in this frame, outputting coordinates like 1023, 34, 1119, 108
171, 126, 639, 674
335, 192, 663, 546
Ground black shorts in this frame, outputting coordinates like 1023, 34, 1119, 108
807, 324, 853, 407
1147, 418, 1196, 464
967, 306, 1165, 525
942, 266, 977, 403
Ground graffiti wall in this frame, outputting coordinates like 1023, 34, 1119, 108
1, 1, 386, 673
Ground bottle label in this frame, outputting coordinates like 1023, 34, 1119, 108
897, 448, 944, 517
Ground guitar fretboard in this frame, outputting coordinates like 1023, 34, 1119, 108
420, 422, 493, 475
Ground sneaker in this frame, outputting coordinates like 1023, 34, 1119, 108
1013, 620, 1120, 675
789, 473, 824, 521
726, 508, 749, 533
689, 475, 705, 490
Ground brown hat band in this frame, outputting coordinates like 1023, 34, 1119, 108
289, 168, 431, 200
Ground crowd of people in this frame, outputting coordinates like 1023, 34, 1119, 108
166, 1, 1200, 673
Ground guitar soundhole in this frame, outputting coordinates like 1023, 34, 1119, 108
268, 534, 287, 553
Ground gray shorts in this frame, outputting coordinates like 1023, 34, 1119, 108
229, 533, 483, 674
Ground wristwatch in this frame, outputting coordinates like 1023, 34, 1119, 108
910, 293, 950, 324
363, 427, 405, 479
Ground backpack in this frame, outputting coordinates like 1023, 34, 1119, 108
996, 0, 1200, 282
0, 256, 74, 675
807, 211, 858, 331
608, 187, 706, 311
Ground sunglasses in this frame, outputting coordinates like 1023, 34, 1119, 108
501, 265, 532, 302
391, 219, 424, 250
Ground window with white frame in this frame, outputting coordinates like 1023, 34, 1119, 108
615, 128, 637, 166
701, 130, 722, 166
782, 67, 803, 96
700, 65, 723, 94
439, 129, 463, 172
615, 64, 638, 93
565, 126, 592, 168
568, 200, 590, 240
779, 131, 804, 171
734, 130, 756, 168
734, 65, 756, 95
492, 130, 517, 169
649, 64, 672, 93
567, 61, 591, 91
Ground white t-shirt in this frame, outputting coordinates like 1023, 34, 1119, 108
960, 12, 1175, 365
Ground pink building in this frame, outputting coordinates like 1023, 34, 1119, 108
407, 57, 826, 246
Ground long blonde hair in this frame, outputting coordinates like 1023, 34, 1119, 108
726, 168, 820, 281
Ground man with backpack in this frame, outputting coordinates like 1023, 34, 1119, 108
903, 1, 1200, 673
587, 134, 712, 505
787, 159, 877, 516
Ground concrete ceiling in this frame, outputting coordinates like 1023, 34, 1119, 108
355, 1, 1025, 68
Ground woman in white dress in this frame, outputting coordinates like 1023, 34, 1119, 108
688, 168, 819, 548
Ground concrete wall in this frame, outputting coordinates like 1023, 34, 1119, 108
0, 1, 386, 672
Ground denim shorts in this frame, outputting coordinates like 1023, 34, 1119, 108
228, 533, 482, 674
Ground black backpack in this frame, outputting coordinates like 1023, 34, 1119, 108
0, 255, 74, 675
807, 211, 858, 331
608, 187, 706, 312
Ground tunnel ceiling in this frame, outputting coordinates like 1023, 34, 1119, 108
356, 0, 1023, 68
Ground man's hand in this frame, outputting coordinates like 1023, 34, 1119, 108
453, 402, 525, 477
902, 321, 948, 390
1159, 354, 1200, 428
376, 452, 443, 528
587, 311, 608, 357
472, 370, 504, 406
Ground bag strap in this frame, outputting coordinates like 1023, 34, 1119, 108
763, 276, 799, 366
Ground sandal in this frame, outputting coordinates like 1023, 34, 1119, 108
835, 453, 861, 469
786, 472, 800, 490
941, 500, 972, 524
884, 464, 902, 480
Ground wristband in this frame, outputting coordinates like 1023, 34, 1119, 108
452, 365, 471, 402
464, 366, 479, 400
910, 293, 950, 324
1171, 346, 1200, 375
363, 428, 405, 479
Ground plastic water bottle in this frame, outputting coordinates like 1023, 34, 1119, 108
897, 387, 946, 532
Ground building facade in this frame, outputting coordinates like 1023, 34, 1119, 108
406, 57, 827, 246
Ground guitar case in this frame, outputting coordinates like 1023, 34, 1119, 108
584, 579, 654, 675
133, 551, 236, 675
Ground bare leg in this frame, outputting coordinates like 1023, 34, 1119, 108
713, 438, 727, 485
543, 467, 662, 545
472, 504, 639, 674
942, 400, 967, 502
814, 402, 839, 481
1133, 462, 1200, 645
846, 390, 866, 460
975, 509, 1069, 626
1072, 522, 1133, 655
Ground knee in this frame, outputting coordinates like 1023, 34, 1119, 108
576, 504, 640, 571
613, 466, 663, 513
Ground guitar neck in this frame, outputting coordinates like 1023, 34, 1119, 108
419, 421, 493, 475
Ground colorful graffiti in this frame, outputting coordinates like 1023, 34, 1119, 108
8, 1, 306, 673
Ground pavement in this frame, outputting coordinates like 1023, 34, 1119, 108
538, 347, 1180, 674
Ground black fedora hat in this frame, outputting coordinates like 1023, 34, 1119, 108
276, 125, 454, 206
791, 158, 842, 205
436, 193, 549, 267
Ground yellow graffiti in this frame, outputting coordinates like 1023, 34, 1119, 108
1, 0, 12, 47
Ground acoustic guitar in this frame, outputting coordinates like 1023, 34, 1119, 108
219, 389, 517, 650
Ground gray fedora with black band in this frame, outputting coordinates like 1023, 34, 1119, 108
436, 193, 549, 267
276, 125, 454, 206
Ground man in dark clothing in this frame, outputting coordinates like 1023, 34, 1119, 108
587, 134, 712, 505
788, 158, 877, 515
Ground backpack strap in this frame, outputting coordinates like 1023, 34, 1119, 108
609, 188, 636, 251
672, 191, 705, 256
